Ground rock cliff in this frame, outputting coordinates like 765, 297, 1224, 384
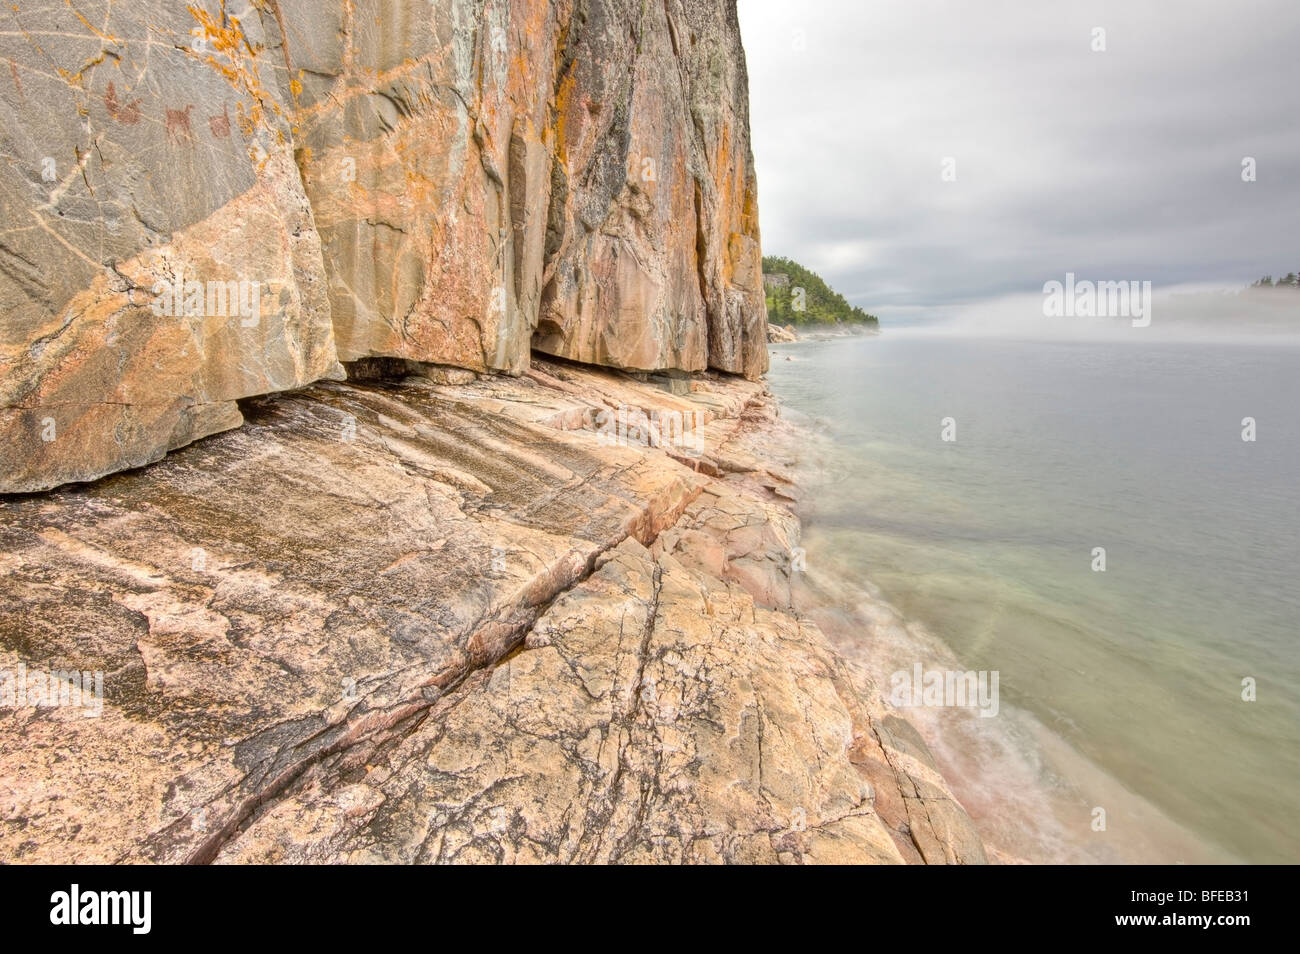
0, 1, 987, 866
0, 0, 766, 492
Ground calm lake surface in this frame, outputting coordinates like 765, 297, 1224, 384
767, 331, 1300, 863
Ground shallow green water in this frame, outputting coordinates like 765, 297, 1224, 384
767, 332, 1300, 863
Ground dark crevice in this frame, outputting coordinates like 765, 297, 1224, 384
184, 448, 699, 864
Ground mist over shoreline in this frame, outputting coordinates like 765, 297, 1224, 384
868, 285, 1300, 344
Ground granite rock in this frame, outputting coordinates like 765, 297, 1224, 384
1, 0, 767, 493
0, 365, 982, 864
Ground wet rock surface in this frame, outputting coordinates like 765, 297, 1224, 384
0, 363, 983, 864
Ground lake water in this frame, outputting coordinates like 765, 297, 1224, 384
767, 330, 1300, 864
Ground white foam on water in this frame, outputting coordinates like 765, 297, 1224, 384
796, 545, 1238, 864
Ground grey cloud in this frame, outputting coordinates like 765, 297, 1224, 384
738, 0, 1300, 319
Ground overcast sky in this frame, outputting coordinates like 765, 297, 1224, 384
737, 0, 1300, 322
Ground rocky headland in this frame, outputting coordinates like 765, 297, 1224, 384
0, 0, 984, 864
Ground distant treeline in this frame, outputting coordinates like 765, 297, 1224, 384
1250, 273, 1300, 289
762, 255, 879, 327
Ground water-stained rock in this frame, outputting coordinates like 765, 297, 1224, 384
0, 2, 342, 493
1, 1, 767, 492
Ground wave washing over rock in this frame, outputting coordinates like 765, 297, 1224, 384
0, 1, 984, 864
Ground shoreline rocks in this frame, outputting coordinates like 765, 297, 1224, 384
0, 361, 984, 864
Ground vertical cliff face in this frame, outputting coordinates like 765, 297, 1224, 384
0, 3, 343, 493
280, 0, 561, 373
0, 0, 766, 493
530, 0, 767, 379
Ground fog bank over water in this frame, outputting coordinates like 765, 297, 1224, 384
879, 286, 1300, 343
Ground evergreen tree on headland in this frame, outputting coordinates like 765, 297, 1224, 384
1250, 273, 1300, 289
762, 255, 880, 327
